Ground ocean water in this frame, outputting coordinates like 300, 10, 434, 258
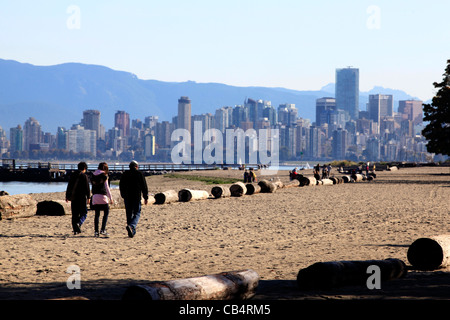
0, 181, 69, 195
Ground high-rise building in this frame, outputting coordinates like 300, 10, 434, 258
56, 127, 67, 150
177, 96, 191, 133
24, 117, 42, 152
336, 67, 359, 120
332, 128, 348, 159
68, 124, 97, 155
9, 125, 23, 153
316, 97, 336, 126
398, 100, 423, 125
115, 111, 130, 136
82, 110, 101, 137
368, 94, 393, 126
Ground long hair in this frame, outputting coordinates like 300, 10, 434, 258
98, 162, 109, 175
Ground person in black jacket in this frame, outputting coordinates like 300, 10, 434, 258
119, 160, 149, 238
66, 162, 91, 235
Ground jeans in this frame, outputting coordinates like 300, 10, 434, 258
124, 199, 141, 232
93, 204, 110, 232
71, 200, 88, 232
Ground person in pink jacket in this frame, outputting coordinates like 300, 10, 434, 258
91, 162, 114, 237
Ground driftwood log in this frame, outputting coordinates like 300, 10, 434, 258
297, 258, 407, 290
351, 174, 364, 182
230, 182, 247, 197
342, 175, 353, 183
211, 186, 231, 199
330, 177, 343, 185
273, 179, 284, 189
178, 189, 209, 202
258, 179, 277, 193
300, 176, 316, 186
245, 183, 261, 195
0, 194, 37, 220
320, 179, 334, 186
36, 200, 66, 216
154, 190, 178, 204
407, 235, 450, 270
122, 269, 260, 300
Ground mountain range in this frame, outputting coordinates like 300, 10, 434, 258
0, 59, 426, 134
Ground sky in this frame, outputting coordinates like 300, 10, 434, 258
1, 0, 450, 101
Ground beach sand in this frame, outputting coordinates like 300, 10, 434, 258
0, 165, 449, 300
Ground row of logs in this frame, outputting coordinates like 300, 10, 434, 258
121, 234, 450, 300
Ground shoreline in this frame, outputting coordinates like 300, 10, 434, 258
0, 166, 449, 300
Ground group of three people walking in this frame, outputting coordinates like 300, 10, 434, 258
65, 160, 149, 238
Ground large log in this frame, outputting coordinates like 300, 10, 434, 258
0, 194, 37, 220
230, 182, 247, 197
351, 173, 364, 182
258, 179, 277, 193
154, 190, 178, 204
273, 179, 284, 189
297, 258, 407, 290
299, 176, 316, 186
122, 269, 260, 300
245, 183, 261, 195
36, 200, 66, 216
407, 235, 450, 270
342, 175, 353, 183
321, 179, 334, 186
178, 189, 209, 202
211, 186, 231, 199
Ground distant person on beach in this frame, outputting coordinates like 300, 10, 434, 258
243, 169, 249, 183
91, 162, 114, 238
119, 160, 149, 238
65, 162, 90, 235
249, 168, 257, 182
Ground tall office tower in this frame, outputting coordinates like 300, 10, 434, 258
315, 97, 336, 126
82, 110, 101, 137
244, 98, 258, 126
398, 100, 423, 125
307, 126, 322, 159
68, 124, 97, 155
145, 116, 159, 132
332, 128, 348, 160
144, 134, 156, 158
56, 127, 67, 150
24, 117, 42, 152
368, 94, 393, 125
232, 105, 248, 128
115, 111, 130, 136
156, 121, 173, 149
263, 105, 277, 126
215, 107, 229, 133
336, 67, 359, 120
177, 96, 192, 133
9, 125, 23, 153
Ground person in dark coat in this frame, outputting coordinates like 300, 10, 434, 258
65, 162, 90, 235
119, 160, 149, 238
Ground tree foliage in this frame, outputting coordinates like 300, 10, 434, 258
422, 59, 450, 156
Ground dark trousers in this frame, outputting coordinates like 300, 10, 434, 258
71, 200, 88, 232
124, 198, 141, 232
93, 204, 110, 232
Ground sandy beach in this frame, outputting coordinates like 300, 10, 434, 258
0, 165, 449, 300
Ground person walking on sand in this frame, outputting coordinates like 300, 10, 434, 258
119, 160, 149, 238
66, 162, 90, 235
91, 162, 114, 238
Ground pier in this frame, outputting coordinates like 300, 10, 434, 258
0, 159, 252, 182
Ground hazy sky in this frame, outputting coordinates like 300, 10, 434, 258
1, 0, 449, 101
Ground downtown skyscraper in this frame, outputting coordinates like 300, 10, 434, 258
335, 67, 359, 120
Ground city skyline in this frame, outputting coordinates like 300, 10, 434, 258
1, 1, 449, 102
